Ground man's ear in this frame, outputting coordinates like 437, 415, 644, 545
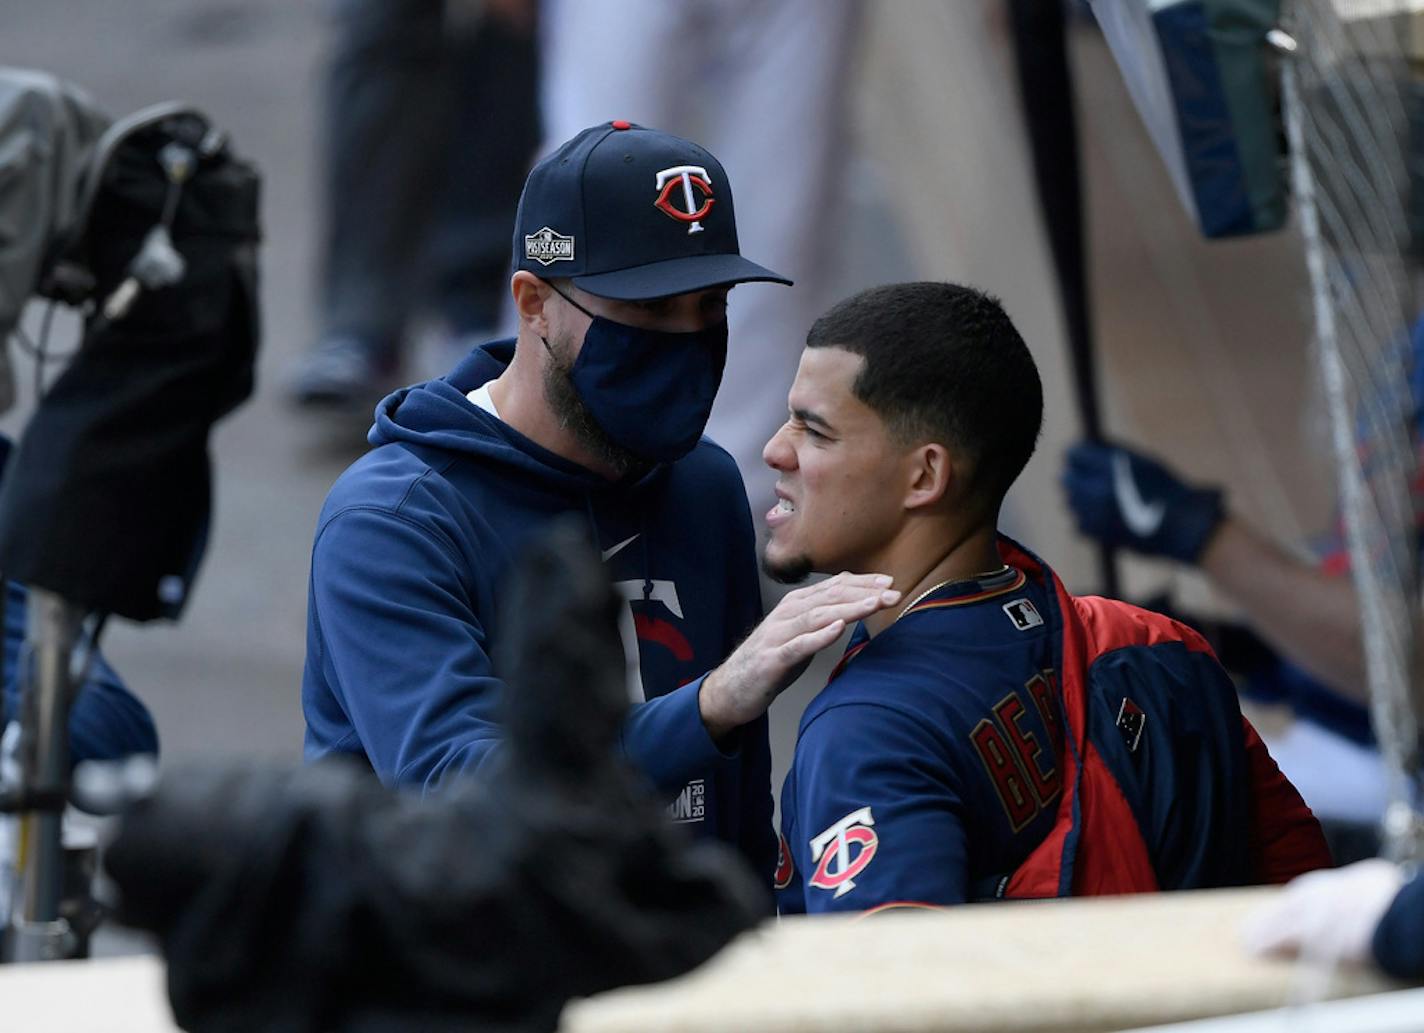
511, 271, 553, 337
904, 443, 954, 511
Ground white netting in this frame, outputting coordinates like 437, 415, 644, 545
1281, 0, 1424, 859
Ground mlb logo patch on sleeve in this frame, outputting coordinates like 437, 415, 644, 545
1002, 598, 1043, 631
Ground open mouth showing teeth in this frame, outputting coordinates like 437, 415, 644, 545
776, 498, 795, 514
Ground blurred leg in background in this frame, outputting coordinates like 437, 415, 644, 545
291, 0, 539, 411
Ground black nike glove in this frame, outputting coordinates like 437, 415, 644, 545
1061, 441, 1226, 564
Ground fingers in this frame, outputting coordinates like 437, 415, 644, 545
779, 618, 847, 664
778, 571, 895, 610
794, 572, 893, 600
794, 592, 899, 636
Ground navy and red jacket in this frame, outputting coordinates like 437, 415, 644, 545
777, 537, 1330, 914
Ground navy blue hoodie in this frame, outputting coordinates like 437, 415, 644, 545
303, 341, 775, 879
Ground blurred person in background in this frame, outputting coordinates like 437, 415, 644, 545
289, 0, 541, 411
540, 0, 863, 517
302, 123, 901, 890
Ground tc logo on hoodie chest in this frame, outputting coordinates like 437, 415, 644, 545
603, 535, 696, 701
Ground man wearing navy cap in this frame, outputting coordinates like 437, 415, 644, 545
301, 122, 900, 886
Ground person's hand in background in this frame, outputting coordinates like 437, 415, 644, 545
1061, 441, 1226, 564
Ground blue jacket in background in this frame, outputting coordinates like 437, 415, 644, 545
302, 341, 775, 882
0, 581, 157, 764
1374, 871, 1424, 979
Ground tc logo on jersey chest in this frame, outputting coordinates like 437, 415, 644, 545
668, 779, 706, 823
808, 806, 878, 899
1003, 597, 1043, 631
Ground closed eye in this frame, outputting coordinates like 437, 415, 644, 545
788, 414, 831, 442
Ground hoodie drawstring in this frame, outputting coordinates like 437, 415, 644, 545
638, 530, 653, 603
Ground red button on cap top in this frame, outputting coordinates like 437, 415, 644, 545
611, 120, 631, 130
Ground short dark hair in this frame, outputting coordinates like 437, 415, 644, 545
806, 281, 1043, 511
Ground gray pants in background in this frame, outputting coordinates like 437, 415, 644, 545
320, 0, 540, 350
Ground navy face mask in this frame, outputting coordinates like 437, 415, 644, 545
550, 287, 728, 463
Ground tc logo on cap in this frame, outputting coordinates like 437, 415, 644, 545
524, 226, 575, 266
654, 165, 715, 234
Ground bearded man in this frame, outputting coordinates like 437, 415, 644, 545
302, 122, 899, 886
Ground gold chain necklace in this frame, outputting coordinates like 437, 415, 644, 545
894, 566, 1012, 623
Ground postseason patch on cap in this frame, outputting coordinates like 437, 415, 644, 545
524, 226, 574, 266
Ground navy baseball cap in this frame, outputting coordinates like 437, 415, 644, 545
513, 121, 792, 300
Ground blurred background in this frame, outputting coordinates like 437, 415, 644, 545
2, 0, 1335, 806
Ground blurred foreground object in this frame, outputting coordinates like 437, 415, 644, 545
0, 886, 1412, 1033
1243, 858, 1405, 968
104, 522, 763, 1033
563, 888, 1400, 1033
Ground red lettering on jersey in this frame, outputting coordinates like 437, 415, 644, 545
994, 693, 1059, 808
1027, 670, 1064, 757
970, 712, 1037, 831
774, 833, 795, 890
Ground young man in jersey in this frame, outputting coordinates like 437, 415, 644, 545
766, 281, 1331, 914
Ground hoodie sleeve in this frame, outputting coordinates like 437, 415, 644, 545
307, 506, 509, 790
620, 676, 737, 790
307, 506, 732, 795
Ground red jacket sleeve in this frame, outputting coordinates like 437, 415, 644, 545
1242, 718, 1332, 882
